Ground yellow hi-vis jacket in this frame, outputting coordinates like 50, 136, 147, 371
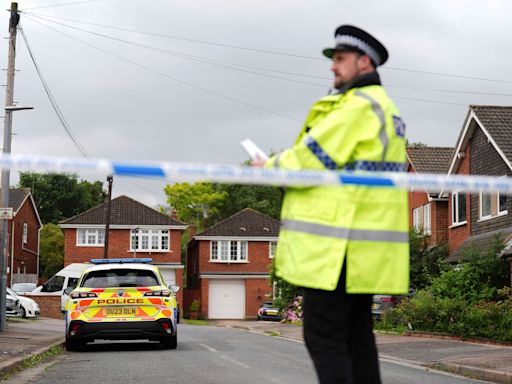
266, 75, 409, 293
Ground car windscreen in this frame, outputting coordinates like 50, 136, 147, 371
80, 269, 159, 288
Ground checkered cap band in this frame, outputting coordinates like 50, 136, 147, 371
335, 34, 381, 65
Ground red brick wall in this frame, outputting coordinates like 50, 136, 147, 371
431, 200, 449, 245
197, 240, 272, 273
245, 279, 272, 319
63, 228, 182, 265
200, 278, 209, 318
23, 294, 61, 319
8, 197, 41, 286
448, 143, 471, 255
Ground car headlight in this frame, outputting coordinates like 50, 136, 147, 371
6, 298, 14, 304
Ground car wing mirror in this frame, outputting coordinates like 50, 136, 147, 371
168, 284, 180, 293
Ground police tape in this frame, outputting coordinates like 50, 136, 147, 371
0, 153, 511, 193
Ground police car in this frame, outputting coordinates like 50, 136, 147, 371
65, 258, 178, 351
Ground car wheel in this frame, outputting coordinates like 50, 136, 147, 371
161, 333, 177, 350
20, 306, 26, 318
65, 335, 84, 352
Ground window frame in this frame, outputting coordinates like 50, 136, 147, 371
423, 203, 431, 236
130, 229, 170, 252
210, 240, 248, 263
76, 228, 105, 247
269, 241, 277, 259
451, 191, 467, 226
22, 223, 28, 244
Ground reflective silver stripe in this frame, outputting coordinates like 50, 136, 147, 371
354, 91, 389, 170
282, 219, 408, 243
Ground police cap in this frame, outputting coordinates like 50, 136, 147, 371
322, 25, 388, 66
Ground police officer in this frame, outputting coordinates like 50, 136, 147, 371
254, 25, 409, 383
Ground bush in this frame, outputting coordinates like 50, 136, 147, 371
281, 296, 303, 323
379, 236, 512, 342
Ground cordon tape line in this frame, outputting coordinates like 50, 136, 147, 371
0, 153, 511, 193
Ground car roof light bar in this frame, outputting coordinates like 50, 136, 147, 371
90, 258, 153, 264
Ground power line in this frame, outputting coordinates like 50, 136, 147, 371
22, 11, 512, 85
23, 15, 491, 108
18, 24, 90, 157
23, 14, 328, 89
23, 15, 303, 122
22, 0, 102, 11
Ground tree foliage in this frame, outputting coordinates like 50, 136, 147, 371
211, 184, 283, 223
18, 172, 107, 224
163, 182, 228, 231
409, 229, 449, 290
39, 223, 64, 278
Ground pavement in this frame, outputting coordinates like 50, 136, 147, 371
2, 317, 512, 383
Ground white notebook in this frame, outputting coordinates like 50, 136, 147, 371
240, 139, 269, 161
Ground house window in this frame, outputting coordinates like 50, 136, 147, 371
210, 240, 248, 262
412, 207, 422, 232
423, 204, 431, 235
131, 229, 170, 251
22, 223, 28, 244
452, 191, 467, 225
269, 241, 277, 258
480, 193, 492, 219
479, 191, 508, 220
77, 229, 105, 246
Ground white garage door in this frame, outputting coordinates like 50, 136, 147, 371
159, 269, 176, 286
208, 279, 245, 319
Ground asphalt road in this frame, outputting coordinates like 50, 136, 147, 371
26, 325, 490, 384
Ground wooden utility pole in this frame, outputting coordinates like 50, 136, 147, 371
103, 175, 113, 258
0, 2, 19, 332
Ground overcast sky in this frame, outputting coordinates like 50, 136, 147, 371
1, 0, 511, 208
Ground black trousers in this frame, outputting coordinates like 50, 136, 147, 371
303, 270, 381, 384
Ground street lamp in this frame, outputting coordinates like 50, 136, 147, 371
132, 227, 140, 258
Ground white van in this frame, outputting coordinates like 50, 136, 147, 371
32, 263, 90, 310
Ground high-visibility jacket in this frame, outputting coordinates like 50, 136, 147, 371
266, 73, 409, 294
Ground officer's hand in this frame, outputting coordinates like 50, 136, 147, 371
251, 155, 266, 168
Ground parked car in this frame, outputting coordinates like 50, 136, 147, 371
5, 290, 21, 317
7, 287, 40, 318
371, 295, 396, 318
372, 288, 416, 319
257, 301, 282, 321
11, 283, 37, 294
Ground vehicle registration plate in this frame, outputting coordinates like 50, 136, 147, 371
104, 307, 137, 316
266, 310, 278, 315
371, 303, 378, 310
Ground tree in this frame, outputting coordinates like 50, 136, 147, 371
211, 184, 283, 223
39, 223, 64, 278
163, 182, 228, 231
18, 173, 107, 224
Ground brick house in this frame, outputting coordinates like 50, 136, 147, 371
443, 106, 512, 265
1, 188, 42, 286
186, 208, 279, 319
59, 195, 188, 308
406, 147, 453, 246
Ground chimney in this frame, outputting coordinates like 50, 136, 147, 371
188, 225, 196, 240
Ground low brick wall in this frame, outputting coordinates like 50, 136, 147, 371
21, 294, 62, 319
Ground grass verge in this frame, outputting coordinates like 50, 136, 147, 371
0, 344, 63, 381
182, 319, 209, 326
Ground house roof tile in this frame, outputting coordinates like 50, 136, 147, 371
59, 195, 186, 226
0, 188, 31, 211
406, 147, 454, 174
471, 105, 512, 164
447, 227, 512, 263
196, 208, 279, 238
